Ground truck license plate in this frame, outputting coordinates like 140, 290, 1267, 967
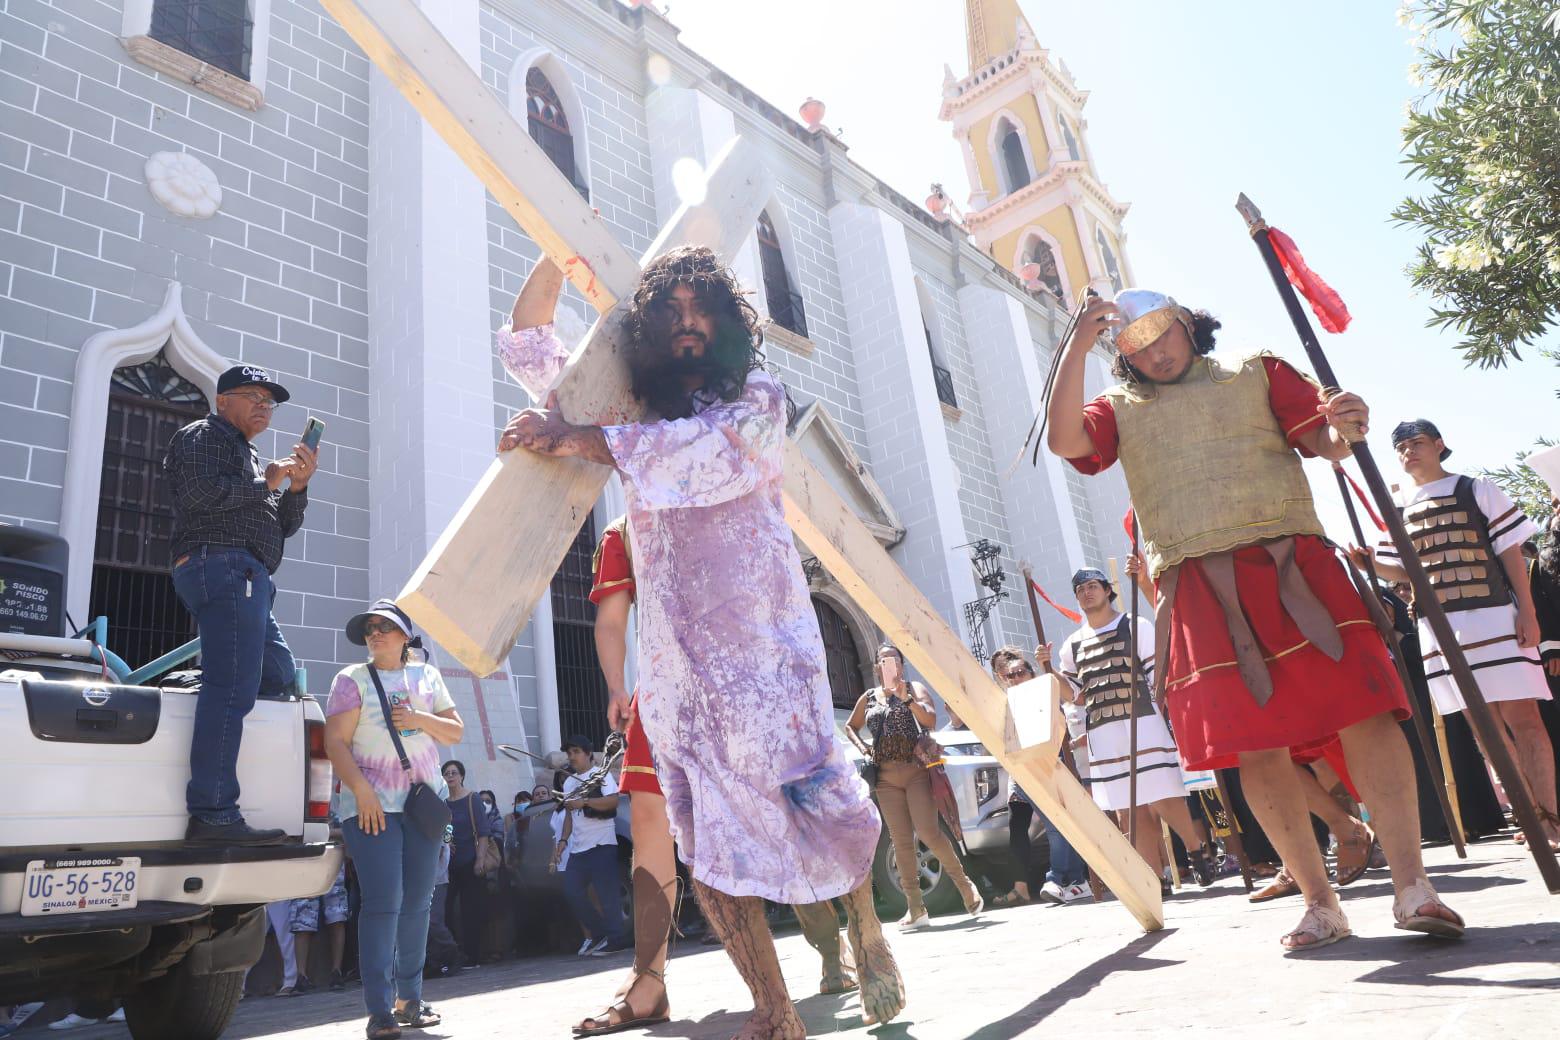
21, 857, 140, 917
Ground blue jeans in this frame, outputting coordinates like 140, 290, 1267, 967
562, 844, 625, 943
172, 547, 296, 824
342, 814, 439, 1018
1043, 814, 1087, 886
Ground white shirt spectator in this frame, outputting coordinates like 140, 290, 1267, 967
562, 769, 620, 855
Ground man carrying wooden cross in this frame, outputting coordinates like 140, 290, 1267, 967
496, 248, 904, 1038
1046, 289, 1464, 953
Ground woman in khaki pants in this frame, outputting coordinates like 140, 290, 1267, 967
846, 644, 982, 929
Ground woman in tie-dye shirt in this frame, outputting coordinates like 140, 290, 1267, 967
324, 598, 464, 1040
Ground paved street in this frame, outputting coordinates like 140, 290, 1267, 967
39, 839, 1560, 1040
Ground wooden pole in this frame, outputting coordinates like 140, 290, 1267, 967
1237, 193, 1558, 892
1212, 771, 1256, 893
1331, 465, 1465, 857
1432, 710, 1466, 846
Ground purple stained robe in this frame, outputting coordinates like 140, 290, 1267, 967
497, 323, 879, 902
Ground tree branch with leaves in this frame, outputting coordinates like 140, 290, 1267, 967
1393, 1, 1560, 379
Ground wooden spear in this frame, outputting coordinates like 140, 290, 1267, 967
1237, 193, 1557, 891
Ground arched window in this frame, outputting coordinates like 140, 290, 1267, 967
813, 597, 866, 710
757, 210, 807, 338
998, 120, 1030, 193
526, 68, 587, 199
1023, 238, 1065, 302
1059, 115, 1082, 162
1095, 227, 1124, 294
89, 348, 208, 665
916, 279, 958, 409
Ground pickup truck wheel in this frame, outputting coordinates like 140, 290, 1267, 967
870, 826, 962, 918
123, 963, 244, 1040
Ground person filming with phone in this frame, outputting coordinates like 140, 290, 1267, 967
163, 364, 319, 845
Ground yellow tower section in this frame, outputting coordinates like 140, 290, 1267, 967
940, 0, 1132, 305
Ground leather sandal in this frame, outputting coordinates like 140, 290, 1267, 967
1249, 866, 1300, 903
1281, 903, 1351, 954
1393, 878, 1465, 939
573, 969, 670, 1037
991, 889, 1029, 907
1334, 820, 1375, 887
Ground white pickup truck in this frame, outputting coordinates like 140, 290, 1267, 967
0, 535, 342, 1039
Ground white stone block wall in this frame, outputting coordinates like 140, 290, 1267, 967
0, 0, 373, 682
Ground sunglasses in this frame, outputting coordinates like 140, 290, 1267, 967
224, 390, 279, 412
1003, 667, 1034, 681
361, 618, 402, 636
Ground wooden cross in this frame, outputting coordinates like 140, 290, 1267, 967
324, 0, 1162, 931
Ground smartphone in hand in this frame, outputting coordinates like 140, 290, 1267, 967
300, 416, 325, 452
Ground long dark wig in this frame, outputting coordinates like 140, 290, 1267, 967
1111, 308, 1222, 384
625, 246, 767, 419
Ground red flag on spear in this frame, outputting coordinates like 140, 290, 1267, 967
1335, 462, 1388, 533
1267, 226, 1352, 334
1028, 577, 1081, 624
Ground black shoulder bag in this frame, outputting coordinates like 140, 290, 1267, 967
366, 665, 452, 842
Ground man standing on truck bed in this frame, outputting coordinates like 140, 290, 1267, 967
163, 364, 317, 845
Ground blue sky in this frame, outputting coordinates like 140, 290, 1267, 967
667, 0, 1557, 539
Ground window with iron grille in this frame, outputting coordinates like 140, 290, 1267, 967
1095, 227, 1125, 295
90, 349, 208, 667
149, 0, 252, 80
813, 597, 865, 710
526, 69, 588, 200
551, 513, 609, 748
924, 319, 958, 409
757, 211, 808, 338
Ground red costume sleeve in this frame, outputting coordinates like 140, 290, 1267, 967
1066, 396, 1119, 474
1263, 356, 1327, 456
589, 526, 635, 604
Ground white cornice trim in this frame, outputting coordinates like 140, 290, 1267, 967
967, 161, 1127, 233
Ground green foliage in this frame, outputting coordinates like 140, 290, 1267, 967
1478, 437, 1558, 525
1393, 2, 1560, 374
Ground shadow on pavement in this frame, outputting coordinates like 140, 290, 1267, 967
1287, 921, 1560, 990
960, 927, 1182, 1040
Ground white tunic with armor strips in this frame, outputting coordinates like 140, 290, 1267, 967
1056, 612, 1186, 811
1379, 473, 1549, 714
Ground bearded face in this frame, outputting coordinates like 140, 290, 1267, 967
626, 247, 765, 420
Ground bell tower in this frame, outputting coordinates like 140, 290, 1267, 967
939, 0, 1132, 304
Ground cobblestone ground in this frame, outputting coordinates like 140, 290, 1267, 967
31, 839, 1560, 1039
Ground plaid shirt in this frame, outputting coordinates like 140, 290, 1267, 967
163, 414, 307, 574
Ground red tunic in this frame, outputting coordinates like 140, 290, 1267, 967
1070, 358, 1408, 771
589, 524, 661, 796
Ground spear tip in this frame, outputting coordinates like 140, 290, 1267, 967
1235, 193, 1268, 234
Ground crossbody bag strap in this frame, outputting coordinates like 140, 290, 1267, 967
366, 664, 414, 775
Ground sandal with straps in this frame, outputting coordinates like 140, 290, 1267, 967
573, 968, 670, 1037
1280, 903, 1352, 955
1393, 878, 1465, 939
1334, 819, 1375, 887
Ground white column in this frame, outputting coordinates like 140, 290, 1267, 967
1068, 199, 1109, 293
366, 0, 509, 792
644, 85, 762, 304
958, 284, 1084, 601
828, 202, 979, 631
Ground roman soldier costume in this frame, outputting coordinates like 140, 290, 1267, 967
1055, 568, 1185, 811
1068, 290, 1408, 771
589, 516, 663, 796
1379, 421, 1549, 715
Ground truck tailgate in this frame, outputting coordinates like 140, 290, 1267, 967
0, 676, 307, 849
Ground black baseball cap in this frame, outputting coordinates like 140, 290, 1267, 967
217, 364, 290, 404
346, 598, 416, 645
1391, 419, 1451, 461
562, 734, 595, 755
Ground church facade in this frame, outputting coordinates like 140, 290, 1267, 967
0, 0, 1132, 793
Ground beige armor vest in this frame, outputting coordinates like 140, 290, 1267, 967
1102, 353, 1326, 577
